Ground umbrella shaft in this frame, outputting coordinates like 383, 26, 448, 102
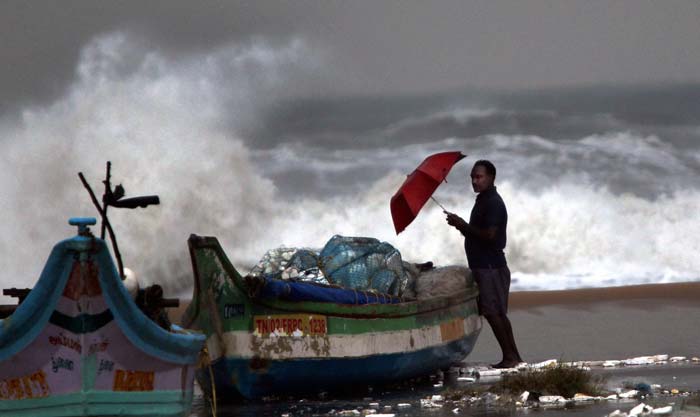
430, 196, 448, 212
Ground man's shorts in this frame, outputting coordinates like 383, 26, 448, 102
472, 266, 511, 316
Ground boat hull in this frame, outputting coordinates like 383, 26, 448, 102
201, 330, 479, 399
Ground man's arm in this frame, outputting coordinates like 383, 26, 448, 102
446, 213, 498, 242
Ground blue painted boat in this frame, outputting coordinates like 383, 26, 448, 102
0, 218, 206, 416
183, 234, 482, 400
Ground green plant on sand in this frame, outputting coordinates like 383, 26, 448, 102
493, 365, 608, 399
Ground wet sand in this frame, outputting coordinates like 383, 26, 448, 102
470, 282, 700, 364
509, 281, 700, 310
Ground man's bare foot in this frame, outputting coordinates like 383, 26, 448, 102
491, 360, 520, 369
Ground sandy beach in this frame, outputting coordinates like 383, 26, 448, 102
470, 281, 700, 364
509, 282, 700, 310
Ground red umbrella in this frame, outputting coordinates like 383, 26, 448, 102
390, 151, 466, 234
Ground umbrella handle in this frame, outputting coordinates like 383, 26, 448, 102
430, 196, 449, 213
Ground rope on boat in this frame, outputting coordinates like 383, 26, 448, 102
199, 347, 218, 417
351, 288, 405, 305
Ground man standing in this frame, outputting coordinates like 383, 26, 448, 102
446, 160, 523, 369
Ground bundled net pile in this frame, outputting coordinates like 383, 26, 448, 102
249, 235, 410, 296
249, 247, 327, 285
248, 235, 474, 300
319, 236, 410, 296
412, 265, 472, 300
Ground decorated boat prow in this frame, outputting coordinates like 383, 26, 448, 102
183, 234, 482, 400
0, 218, 205, 417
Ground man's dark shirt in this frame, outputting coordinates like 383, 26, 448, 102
464, 186, 507, 269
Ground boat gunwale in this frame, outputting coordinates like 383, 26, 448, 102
187, 234, 479, 320
253, 289, 478, 319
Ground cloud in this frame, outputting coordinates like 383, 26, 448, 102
3, 1, 700, 111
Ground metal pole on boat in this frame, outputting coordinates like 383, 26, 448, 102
101, 161, 111, 240
78, 172, 126, 279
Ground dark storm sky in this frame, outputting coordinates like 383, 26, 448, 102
2, 0, 700, 112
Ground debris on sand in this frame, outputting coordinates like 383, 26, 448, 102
439, 359, 698, 416
530, 359, 558, 369
618, 390, 639, 399
538, 395, 566, 404
605, 402, 675, 417
268, 355, 699, 417
466, 352, 697, 381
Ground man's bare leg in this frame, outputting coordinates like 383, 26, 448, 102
503, 315, 523, 363
484, 314, 521, 368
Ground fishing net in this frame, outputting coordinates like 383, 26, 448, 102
413, 266, 473, 300
249, 235, 412, 296
287, 249, 326, 284
249, 247, 328, 285
319, 235, 410, 296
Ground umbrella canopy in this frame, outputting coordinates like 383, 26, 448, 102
390, 151, 466, 234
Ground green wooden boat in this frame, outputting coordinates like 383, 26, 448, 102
183, 234, 482, 400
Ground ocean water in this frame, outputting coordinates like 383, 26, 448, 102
2, 32, 700, 299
